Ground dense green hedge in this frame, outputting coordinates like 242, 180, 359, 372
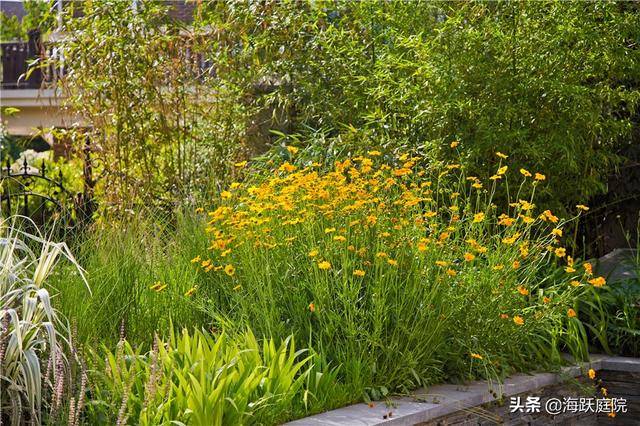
53, 1, 640, 216
201, 0, 640, 212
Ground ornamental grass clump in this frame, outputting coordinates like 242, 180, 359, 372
195, 145, 606, 398
0, 216, 88, 425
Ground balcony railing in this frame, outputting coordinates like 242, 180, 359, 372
2, 28, 214, 92
1, 30, 60, 90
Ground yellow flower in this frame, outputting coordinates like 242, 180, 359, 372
576, 204, 590, 211
324, 227, 336, 233
417, 241, 428, 252
333, 235, 347, 242
224, 264, 236, 276
195, 207, 204, 214
184, 287, 197, 297
588, 368, 596, 380
470, 353, 483, 360
221, 191, 232, 199
308, 302, 315, 312
514, 214, 531, 224
191, 255, 201, 264
498, 214, 515, 226
472, 182, 483, 189
368, 150, 382, 156
502, 234, 519, 245
472, 212, 485, 223
588, 276, 606, 287
234, 160, 248, 168
551, 228, 563, 237
496, 152, 508, 159
543, 296, 551, 304
565, 266, 576, 273
517, 285, 529, 296
493, 264, 504, 271
534, 173, 546, 181
520, 168, 532, 177
464, 252, 475, 262
286, 146, 299, 154
233, 284, 242, 291
584, 263, 593, 276
513, 316, 524, 325
497, 165, 508, 175
512, 260, 521, 269
353, 269, 366, 277
555, 247, 566, 258
387, 259, 398, 266
446, 268, 457, 277
435, 260, 449, 267
450, 141, 460, 148
308, 249, 319, 257
318, 261, 332, 270
568, 308, 577, 318
376, 252, 388, 258
540, 210, 559, 223
570, 280, 581, 287
279, 162, 297, 173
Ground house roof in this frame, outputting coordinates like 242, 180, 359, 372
1, 1, 27, 20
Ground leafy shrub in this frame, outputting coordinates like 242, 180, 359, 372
0, 216, 88, 425
195, 147, 606, 397
198, 1, 640, 212
87, 328, 342, 425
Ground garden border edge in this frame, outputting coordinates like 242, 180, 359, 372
284, 355, 640, 426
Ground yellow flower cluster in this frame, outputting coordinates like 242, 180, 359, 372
196, 148, 605, 324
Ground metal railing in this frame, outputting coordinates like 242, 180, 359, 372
1, 30, 60, 90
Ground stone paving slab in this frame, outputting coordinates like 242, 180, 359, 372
285, 355, 637, 426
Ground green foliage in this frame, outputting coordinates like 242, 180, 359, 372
580, 252, 640, 357
198, 0, 640, 212
30, 1, 640, 422
0, 1, 56, 42
0, 13, 21, 42
87, 328, 344, 425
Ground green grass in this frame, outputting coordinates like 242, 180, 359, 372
50, 213, 210, 346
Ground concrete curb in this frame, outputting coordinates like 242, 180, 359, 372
285, 355, 640, 426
